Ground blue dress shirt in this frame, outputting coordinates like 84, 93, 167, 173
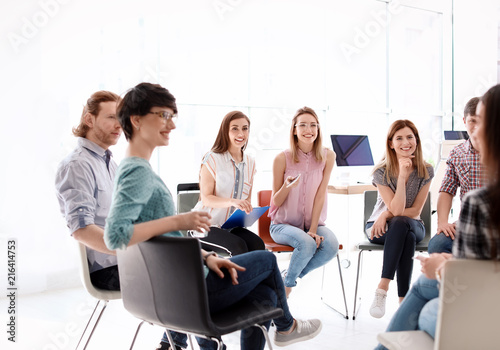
55, 137, 118, 272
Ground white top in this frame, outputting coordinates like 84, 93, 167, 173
193, 151, 256, 226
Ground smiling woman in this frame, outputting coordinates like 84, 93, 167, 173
192, 110, 266, 256
365, 119, 434, 318
103, 83, 323, 350
269, 106, 339, 299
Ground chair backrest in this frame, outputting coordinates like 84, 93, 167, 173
363, 190, 432, 242
77, 243, 121, 300
117, 235, 216, 335
177, 183, 200, 214
257, 190, 273, 243
435, 259, 500, 350
363, 191, 378, 225
257, 190, 294, 253
177, 182, 232, 256
420, 192, 432, 244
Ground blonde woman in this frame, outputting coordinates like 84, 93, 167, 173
269, 107, 339, 298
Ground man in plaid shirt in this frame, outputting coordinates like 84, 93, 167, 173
428, 97, 486, 254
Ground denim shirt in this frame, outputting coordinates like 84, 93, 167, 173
55, 137, 118, 272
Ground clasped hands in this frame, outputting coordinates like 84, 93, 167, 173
308, 231, 324, 248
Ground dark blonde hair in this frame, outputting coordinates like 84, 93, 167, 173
373, 119, 430, 182
289, 107, 325, 163
72, 90, 120, 137
211, 111, 250, 154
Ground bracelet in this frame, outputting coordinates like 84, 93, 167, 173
203, 251, 217, 262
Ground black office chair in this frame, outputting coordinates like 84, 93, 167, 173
117, 235, 284, 350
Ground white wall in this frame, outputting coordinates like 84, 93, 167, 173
452, 0, 499, 127
0, 0, 498, 295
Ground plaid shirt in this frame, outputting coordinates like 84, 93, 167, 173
439, 139, 485, 200
453, 187, 500, 259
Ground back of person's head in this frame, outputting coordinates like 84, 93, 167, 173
73, 90, 120, 138
479, 84, 500, 258
464, 97, 480, 118
211, 111, 250, 153
117, 83, 177, 141
375, 119, 429, 181
480, 85, 500, 182
289, 106, 324, 163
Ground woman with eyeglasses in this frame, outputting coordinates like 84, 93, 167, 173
269, 106, 339, 298
104, 84, 322, 350
365, 119, 434, 319
192, 111, 265, 256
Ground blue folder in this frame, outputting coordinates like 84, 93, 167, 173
221, 206, 270, 230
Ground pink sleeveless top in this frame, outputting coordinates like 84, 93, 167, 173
269, 148, 328, 230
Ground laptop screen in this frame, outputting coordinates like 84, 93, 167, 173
330, 135, 374, 166
444, 130, 469, 140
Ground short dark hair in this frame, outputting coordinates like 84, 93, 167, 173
117, 83, 177, 140
73, 90, 120, 138
464, 97, 479, 118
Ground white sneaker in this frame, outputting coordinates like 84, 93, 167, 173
274, 319, 322, 347
369, 289, 387, 318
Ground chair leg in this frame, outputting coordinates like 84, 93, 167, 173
352, 250, 364, 320
188, 334, 195, 349
129, 320, 146, 350
255, 324, 274, 350
212, 337, 223, 350
336, 254, 349, 319
164, 329, 177, 350
75, 299, 108, 350
320, 256, 349, 319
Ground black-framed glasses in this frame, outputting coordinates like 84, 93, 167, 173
149, 111, 178, 123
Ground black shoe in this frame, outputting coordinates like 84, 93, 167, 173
155, 341, 183, 350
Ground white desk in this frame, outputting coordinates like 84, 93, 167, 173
328, 183, 375, 259
328, 183, 376, 195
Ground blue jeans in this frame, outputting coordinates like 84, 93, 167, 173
162, 251, 294, 350
374, 275, 439, 350
427, 233, 453, 254
366, 216, 425, 297
270, 224, 338, 288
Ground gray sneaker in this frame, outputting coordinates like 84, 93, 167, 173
274, 319, 322, 347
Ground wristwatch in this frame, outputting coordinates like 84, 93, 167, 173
202, 251, 217, 262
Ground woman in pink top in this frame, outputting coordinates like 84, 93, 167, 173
269, 107, 339, 298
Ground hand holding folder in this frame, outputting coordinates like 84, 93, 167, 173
221, 206, 270, 230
